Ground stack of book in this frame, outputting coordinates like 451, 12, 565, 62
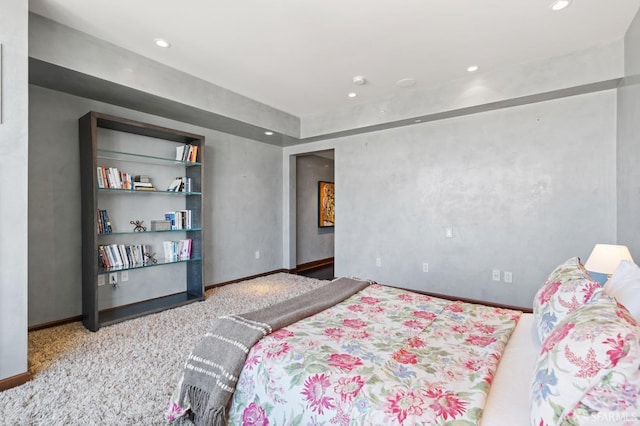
97, 166, 133, 189
98, 243, 152, 270
97, 209, 112, 234
134, 175, 156, 191
176, 144, 198, 163
163, 239, 192, 262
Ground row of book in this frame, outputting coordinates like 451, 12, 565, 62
97, 167, 157, 191
97, 166, 133, 189
176, 144, 198, 163
163, 239, 192, 262
98, 243, 152, 270
97, 209, 112, 234
165, 210, 193, 230
167, 176, 193, 192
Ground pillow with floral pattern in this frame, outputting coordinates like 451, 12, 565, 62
530, 295, 640, 425
533, 257, 601, 342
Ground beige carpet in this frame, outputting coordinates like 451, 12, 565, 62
0, 273, 329, 426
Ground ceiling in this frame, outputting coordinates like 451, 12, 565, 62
29, 0, 640, 118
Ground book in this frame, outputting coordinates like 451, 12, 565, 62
167, 178, 182, 192
101, 167, 109, 188
98, 209, 111, 234
164, 212, 176, 230
176, 146, 185, 161
163, 240, 176, 261
179, 239, 192, 260
96, 167, 105, 188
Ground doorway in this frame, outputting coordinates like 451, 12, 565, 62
295, 150, 335, 279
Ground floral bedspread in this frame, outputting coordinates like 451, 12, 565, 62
227, 284, 521, 425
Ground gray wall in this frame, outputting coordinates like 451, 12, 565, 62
618, 9, 640, 255
28, 85, 283, 326
285, 89, 617, 309
0, 1, 29, 381
332, 91, 616, 308
296, 154, 335, 265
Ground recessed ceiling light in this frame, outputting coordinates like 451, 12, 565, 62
352, 76, 367, 85
154, 38, 171, 48
348, 92, 357, 98
467, 65, 479, 72
264, 131, 274, 136
396, 78, 416, 88
550, 0, 571, 11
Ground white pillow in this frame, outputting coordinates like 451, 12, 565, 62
604, 259, 640, 322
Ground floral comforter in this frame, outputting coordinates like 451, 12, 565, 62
227, 284, 521, 425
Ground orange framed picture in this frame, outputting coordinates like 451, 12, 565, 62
318, 181, 335, 228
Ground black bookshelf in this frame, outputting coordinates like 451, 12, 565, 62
79, 111, 205, 331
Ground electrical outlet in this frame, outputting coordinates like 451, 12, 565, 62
376, 257, 382, 267
121, 271, 129, 282
255, 250, 261, 259
98, 275, 106, 286
492, 269, 501, 281
109, 273, 118, 285
504, 271, 513, 283
422, 262, 429, 272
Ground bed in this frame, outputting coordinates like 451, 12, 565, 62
167, 257, 640, 425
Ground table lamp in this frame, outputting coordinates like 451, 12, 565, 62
584, 244, 634, 284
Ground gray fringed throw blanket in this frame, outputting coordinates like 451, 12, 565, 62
177, 277, 371, 426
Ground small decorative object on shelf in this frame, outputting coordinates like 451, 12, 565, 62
151, 220, 171, 231
130, 220, 147, 232
144, 251, 158, 265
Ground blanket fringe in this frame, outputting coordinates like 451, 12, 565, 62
180, 384, 226, 426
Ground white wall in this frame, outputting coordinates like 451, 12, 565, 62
0, 1, 29, 381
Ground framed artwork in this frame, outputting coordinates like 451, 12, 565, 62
318, 181, 335, 228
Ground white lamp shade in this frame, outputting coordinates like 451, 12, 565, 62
584, 244, 634, 275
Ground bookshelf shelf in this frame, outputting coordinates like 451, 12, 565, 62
98, 227, 202, 236
97, 148, 201, 166
97, 257, 202, 274
97, 188, 202, 195
80, 111, 205, 332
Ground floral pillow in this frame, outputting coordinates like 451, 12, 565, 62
530, 295, 640, 425
533, 257, 601, 342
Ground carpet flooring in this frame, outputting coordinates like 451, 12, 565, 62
0, 273, 328, 425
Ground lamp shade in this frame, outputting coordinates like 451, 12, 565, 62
584, 244, 634, 275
